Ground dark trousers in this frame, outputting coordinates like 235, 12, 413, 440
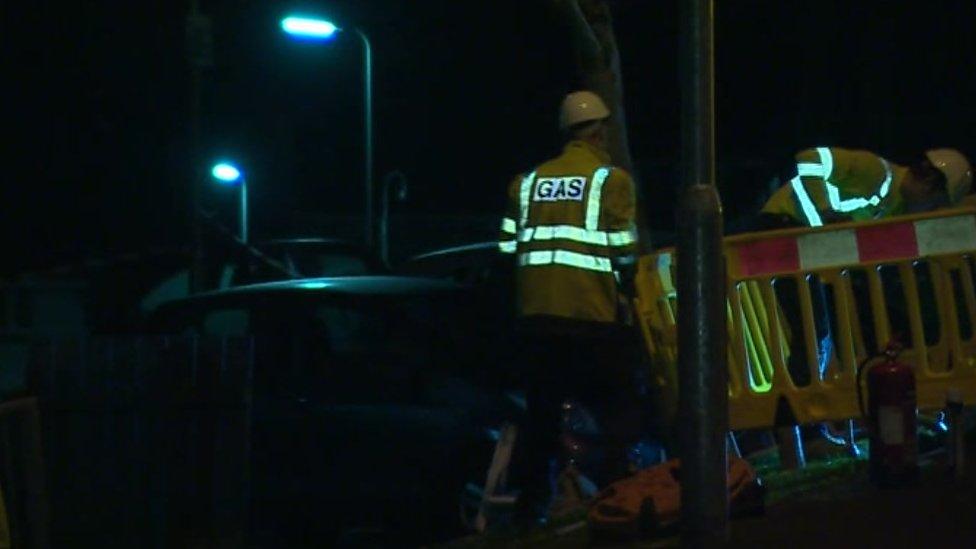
746, 212, 834, 385
774, 276, 833, 386
510, 319, 643, 510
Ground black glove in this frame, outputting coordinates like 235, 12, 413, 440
613, 254, 637, 299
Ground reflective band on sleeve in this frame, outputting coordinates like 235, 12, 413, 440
791, 175, 824, 227
518, 172, 536, 229
518, 249, 613, 272
657, 253, 675, 295
498, 240, 517, 254
816, 147, 834, 181
607, 225, 637, 246
796, 163, 824, 177
585, 167, 612, 230
816, 147, 891, 213
517, 224, 637, 247
827, 183, 881, 212
878, 158, 893, 198
501, 217, 517, 234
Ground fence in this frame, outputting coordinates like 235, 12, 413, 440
636, 208, 976, 430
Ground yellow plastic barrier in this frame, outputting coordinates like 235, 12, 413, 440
636, 208, 976, 430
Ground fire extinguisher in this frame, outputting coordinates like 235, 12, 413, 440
856, 340, 920, 486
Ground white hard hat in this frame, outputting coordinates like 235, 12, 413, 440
559, 90, 610, 130
926, 148, 973, 204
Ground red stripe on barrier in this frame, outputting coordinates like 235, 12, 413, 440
738, 236, 800, 276
856, 222, 918, 263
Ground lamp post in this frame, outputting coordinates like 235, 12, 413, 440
185, 1, 214, 292
380, 170, 409, 269
280, 15, 374, 252
211, 162, 249, 243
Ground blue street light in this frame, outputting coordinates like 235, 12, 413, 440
280, 14, 375, 251
280, 16, 339, 40
210, 161, 249, 243
211, 162, 242, 183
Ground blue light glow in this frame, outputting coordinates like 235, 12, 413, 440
298, 281, 332, 289
211, 162, 242, 183
281, 16, 339, 40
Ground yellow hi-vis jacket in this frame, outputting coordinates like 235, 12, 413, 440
762, 147, 908, 227
498, 140, 638, 323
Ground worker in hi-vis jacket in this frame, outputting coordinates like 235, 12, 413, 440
498, 90, 643, 530
761, 147, 972, 228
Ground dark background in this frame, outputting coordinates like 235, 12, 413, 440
5, 0, 976, 273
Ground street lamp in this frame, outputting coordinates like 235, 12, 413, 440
280, 14, 374, 252
211, 161, 249, 243
280, 16, 338, 39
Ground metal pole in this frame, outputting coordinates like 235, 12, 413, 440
380, 170, 408, 269
380, 175, 391, 269
240, 178, 249, 244
190, 65, 205, 292
186, 1, 213, 293
355, 29, 374, 254
677, 0, 728, 546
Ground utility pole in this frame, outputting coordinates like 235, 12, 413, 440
677, 0, 729, 546
186, 1, 213, 292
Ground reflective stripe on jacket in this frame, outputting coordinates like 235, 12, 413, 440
498, 140, 637, 323
762, 147, 908, 226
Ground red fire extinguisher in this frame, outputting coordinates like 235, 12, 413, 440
856, 340, 919, 486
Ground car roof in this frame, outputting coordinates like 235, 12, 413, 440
255, 237, 361, 250
408, 241, 498, 262
151, 275, 466, 316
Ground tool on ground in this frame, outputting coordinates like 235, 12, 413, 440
587, 456, 763, 541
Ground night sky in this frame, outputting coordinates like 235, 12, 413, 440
6, 0, 976, 273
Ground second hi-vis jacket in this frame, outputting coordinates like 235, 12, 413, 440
498, 140, 638, 323
762, 147, 908, 227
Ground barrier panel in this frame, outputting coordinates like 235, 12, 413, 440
636, 208, 976, 430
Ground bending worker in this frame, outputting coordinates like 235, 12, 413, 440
757, 147, 972, 458
498, 90, 642, 528
760, 147, 972, 228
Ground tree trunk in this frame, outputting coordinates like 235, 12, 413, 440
551, 0, 633, 172
550, 0, 651, 250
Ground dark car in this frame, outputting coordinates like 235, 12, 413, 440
147, 275, 518, 546
397, 242, 520, 386
140, 238, 378, 317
